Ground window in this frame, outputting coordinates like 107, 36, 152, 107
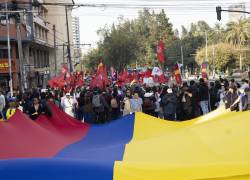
39, 26, 42, 38
0, 49, 8, 59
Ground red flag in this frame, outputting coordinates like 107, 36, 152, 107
90, 62, 109, 89
174, 63, 182, 85
156, 40, 165, 63
61, 64, 68, 74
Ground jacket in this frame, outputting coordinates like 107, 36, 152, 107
161, 93, 177, 115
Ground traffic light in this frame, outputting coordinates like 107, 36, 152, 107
216, 6, 222, 21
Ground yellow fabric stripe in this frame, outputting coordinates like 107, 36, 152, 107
114, 109, 250, 180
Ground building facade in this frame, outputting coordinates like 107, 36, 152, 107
46, 0, 74, 76
0, 0, 73, 91
72, 16, 81, 63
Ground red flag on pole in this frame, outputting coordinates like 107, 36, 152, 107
156, 40, 165, 63
61, 64, 68, 74
90, 61, 109, 89
174, 63, 182, 85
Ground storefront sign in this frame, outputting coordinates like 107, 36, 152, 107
0, 60, 16, 73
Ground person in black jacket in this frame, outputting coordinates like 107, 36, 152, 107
160, 88, 177, 121
224, 85, 239, 110
180, 85, 193, 120
28, 97, 44, 120
190, 80, 200, 118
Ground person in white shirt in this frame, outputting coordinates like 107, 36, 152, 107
62, 93, 74, 117
0, 90, 6, 121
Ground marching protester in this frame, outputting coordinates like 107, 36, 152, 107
0, 90, 6, 121
6, 97, 17, 120
180, 83, 193, 120
142, 88, 156, 116
28, 97, 44, 120
61, 93, 75, 117
130, 92, 143, 113
160, 88, 177, 121
199, 78, 210, 115
122, 89, 133, 116
0, 63, 249, 124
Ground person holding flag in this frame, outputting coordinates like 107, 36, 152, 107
173, 63, 182, 85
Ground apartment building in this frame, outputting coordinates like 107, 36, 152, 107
72, 16, 81, 63
0, 0, 73, 91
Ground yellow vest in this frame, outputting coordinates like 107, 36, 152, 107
6, 108, 16, 120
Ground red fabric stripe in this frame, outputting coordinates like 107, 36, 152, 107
0, 102, 89, 159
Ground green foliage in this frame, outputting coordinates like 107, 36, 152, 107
195, 43, 239, 71
225, 18, 250, 46
85, 9, 175, 70
84, 10, 250, 72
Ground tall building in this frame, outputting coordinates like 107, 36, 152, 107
72, 16, 81, 63
228, 3, 246, 22
0, 0, 74, 91
46, 0, 74, 76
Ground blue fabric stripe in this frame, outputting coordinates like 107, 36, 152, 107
0, 114, 135, 180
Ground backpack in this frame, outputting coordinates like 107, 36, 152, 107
92, 95, 101, 108
111, 98, 118, 109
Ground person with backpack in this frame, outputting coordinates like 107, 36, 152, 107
92, 89, 108, 123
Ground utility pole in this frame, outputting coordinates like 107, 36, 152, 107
65, 6, 73, 72
180, 45, 184, 77
240, 53, 242, 71
5, 1, 13, 97
205, 31, 208, 62
63, 43, 65, 64
212, 45, 215, 79
53, 24, 57, 75
16, 15, 26, 92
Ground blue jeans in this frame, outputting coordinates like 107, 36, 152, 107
164, 113, 175, 121
200, 101, 209, 115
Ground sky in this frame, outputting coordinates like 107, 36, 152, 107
73, 0, 250, 52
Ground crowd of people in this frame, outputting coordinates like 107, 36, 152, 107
0, 78, 249, 123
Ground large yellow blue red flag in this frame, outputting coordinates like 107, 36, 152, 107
0, 102, 250, 180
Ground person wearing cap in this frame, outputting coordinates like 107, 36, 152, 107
6, 98, 17, 120
160, 88, 177, 121
61, 93, 74, 117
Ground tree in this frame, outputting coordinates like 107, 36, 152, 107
195, 43, 239, 72
225, 18, 250, 46
208, 23, 225, 44
181, 26, 188, 38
